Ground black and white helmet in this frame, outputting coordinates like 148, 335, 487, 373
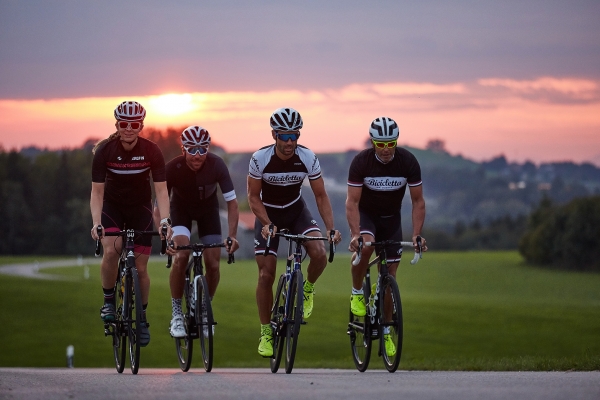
369, 117, 399, 141
270, 107, 303, 131
181, 126, 211, 147
114, 101, 146, 122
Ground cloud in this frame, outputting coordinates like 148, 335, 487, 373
478, 77, 600, 102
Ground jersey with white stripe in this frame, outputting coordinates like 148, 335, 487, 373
92, 136, 166, 205
248, 144, 322, 208
348, 147, 422, 216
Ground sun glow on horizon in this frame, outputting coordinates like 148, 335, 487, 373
147, 93, 197, 117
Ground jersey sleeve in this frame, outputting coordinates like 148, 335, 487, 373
347, 154, 364, 188
248, 150, 263, 180
149, 142, 166, 182
216, 157, 237, 201
91, 145, 107, 183
406, 152, 422, 187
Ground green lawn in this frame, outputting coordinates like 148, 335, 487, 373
0, 251, 599, 370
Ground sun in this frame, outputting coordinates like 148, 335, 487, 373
147, 93, 196, 116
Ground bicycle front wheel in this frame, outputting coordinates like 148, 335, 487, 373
175, 267, 195, 371
270, 275, 286, 373
348, 280, 371, 372
380, 275, 403, 372
112, 266, 126, 373
196, 275, 214, 372
127, 267, 143, 374
285, 270, 303, 374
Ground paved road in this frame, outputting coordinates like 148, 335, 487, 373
1, 368, 598, 400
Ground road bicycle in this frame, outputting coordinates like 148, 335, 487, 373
265, 226, 335, 374
166, 239, 234, 372
95, 226, 167, 374
347, 236, 422, 373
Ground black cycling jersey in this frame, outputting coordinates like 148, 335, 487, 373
347, 147, 422, 217
166, 153, 236, 209
248, 144, 321, 208
92, 136, 166, 206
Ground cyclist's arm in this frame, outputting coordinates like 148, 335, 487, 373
346, 185, 362, 252
225, 198, 240, 252
151, 201, 161, 231
309, 176, 335, 232
247, 175, 274, 239
409, 184, 427, 251
154, 181, 172, 239
90, 182, 105, 240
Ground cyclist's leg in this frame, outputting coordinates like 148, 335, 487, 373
196, 210, 222, 298
202, 245, 221, 298
350, 211, 377, 317
170, 227, 191, 339
100, 202, 124, 321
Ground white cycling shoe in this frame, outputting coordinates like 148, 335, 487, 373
169, 315, 186, 338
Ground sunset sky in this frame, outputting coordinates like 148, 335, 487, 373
1, 1, 599, 165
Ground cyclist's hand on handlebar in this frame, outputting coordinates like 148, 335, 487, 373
91, 224, 104, 240
160, 223, 173, 241
328, 229, 342, 245
412, 235, 428, 252
165, 240, 178, 256
224, 237, 239, 254
348, 234, 362, 253
261, 223, 277, 240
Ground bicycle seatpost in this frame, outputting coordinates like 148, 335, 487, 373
328, 230, 336, 263
94, 225, 104, 257
263, 223, 274, 257
226, 237, 235, 264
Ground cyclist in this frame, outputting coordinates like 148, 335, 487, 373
90, 101, 173, 347
248, 107, 342, 357
156, 126, 240, 338
346, 116, 428, 357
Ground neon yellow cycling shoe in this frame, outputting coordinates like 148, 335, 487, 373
384, 334, 396, 357
350, 294, 366, 317
258, 325, 273, 357
303, 280, 315, 319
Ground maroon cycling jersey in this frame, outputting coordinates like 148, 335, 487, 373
348, 147, 422, 216
92, 136, 166, 206
165, 153, 236, 209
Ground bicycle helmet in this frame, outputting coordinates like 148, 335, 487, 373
181, 126, 211, 147
114, 101, 146, 122
270, 107, 303, 131
369, 117, 399, 141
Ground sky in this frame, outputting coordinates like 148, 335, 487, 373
1, 0, 599, 165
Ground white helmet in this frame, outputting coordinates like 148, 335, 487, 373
270, 107, 303, 131
369, 117, 399, 141
114, 101, 146, 122
181, 126, 211, 147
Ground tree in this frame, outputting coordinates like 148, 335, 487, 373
519, 196, 600, 271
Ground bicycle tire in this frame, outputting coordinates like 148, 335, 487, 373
379, 275, 403, 372
349, 280, 372, 372
196, 275, 214, 372
270, 275, 286, 373
175, 261, 195, 372
284, 270, 303, 374
128, 266, 142, 374
112, 264, 126, 373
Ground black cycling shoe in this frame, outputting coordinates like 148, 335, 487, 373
139, 321, 151, 347
100, 303, 116, 322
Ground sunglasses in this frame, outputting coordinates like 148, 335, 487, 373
372, 139, 397, 149
117, 121, 142, 130
184, 146, 208, 156
275, 132, 300, 142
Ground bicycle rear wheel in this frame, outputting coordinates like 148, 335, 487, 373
112, 266, 126, 373
128, 267, 143, 374
285, 270, 303, 374
196, 275, 214, 372
175, 267, 194, 371
348, 280, 372, 372
380, 275, 403, 372
270, 275, 286, 373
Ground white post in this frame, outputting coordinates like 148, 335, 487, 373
66, 345, 74, 368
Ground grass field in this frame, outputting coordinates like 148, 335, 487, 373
0, 251, 599, 370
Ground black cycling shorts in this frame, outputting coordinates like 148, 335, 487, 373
170, 198, 222, 240
254, 199, 320, 256
359, 210, 403, 263
101, 200, 154, 254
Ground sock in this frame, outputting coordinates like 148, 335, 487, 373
261, 324, 271, 336
172, 298, 183, 317
352, 287, 364, 295
102, 287, 115, 305
304, 280, 314, 291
